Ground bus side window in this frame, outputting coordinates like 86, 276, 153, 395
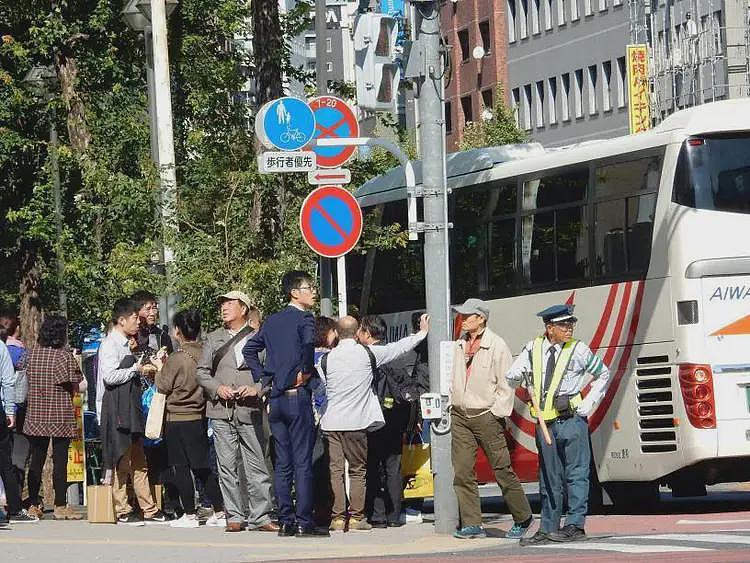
593, 156, 661, 279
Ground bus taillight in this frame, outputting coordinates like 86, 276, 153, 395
678, 363, 716, 429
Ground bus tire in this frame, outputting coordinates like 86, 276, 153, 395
603, 481, 660, 511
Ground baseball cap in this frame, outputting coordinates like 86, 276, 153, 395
218, 291, 253, 311
452, 298, 490, 320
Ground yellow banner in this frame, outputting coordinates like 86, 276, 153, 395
67, 392, 85, 482
626, 44, 651, 134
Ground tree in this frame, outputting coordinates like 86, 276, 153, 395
458, 86, 527, 151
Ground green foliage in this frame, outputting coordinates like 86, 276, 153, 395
458, 86, 527, 151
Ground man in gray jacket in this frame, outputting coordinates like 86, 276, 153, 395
197, 291, 277, 533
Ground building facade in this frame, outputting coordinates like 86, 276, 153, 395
441, 0, 511, 152
507, 0, 632, 147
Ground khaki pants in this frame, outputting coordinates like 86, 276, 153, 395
451, 409, 532, 528
112, 438, 158, 518
324, 430, 367, 521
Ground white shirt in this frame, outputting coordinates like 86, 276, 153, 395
227, 328, 251, 371
317, 332, 426, 432
506, 336, 610, 417
96, 329, 140, 419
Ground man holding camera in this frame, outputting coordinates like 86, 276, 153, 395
197, 291, 276, 533
506, 304, 610, 546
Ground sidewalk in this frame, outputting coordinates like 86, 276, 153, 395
0, 518, 522, 563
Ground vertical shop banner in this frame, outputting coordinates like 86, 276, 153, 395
67, 392, 85, 482
626, 44, 651, 134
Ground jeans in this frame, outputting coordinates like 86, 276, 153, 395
537, 415, 590, 533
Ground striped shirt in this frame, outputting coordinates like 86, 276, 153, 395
506, 337, 610, 417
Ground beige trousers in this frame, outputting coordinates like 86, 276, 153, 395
111, 438, 157, 518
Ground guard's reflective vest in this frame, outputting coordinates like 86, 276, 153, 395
529, 337, 583, 421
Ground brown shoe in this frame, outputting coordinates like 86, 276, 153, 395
27, 504, 44, 520
256, 521, 280, 532
54, 505, 83, 520
225, 521, 247, 532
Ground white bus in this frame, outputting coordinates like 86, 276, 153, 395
349, 99, 750, 507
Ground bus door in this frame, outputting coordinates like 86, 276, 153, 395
701, 275, 750, 457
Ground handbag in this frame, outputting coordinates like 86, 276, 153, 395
401, 434, 434, 499
144, 388, 167, 440
14, 369, 28, 404
86, 485, 116, 523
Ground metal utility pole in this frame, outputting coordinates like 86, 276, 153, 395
315, 0, 334, 317
150, 0, 178, 325
413, 0, 459, 534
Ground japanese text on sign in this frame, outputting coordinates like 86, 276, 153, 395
67, 392, 85, 482
626, 44, 651, 134
258, 151, 317, 174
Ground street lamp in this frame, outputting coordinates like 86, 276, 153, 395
122, 0, 179, 325
23, 66, 67, 317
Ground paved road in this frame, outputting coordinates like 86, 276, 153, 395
4, 484, 750, 562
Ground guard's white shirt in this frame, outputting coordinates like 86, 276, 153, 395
506, 336, 610, 417
317, 332, 426, 432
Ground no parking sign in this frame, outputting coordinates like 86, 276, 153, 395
308, 96, 359, 169
299, 186, 363, 258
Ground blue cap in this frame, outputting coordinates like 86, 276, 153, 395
537, 304, 577, 324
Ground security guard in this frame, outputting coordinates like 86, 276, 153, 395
506, 304, 610, 545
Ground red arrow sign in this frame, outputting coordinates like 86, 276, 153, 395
307, 168, 351, 185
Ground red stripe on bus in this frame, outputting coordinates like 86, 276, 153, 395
589, 280, 645, 432
602, 281, 633, 366
590, 284, 619, 351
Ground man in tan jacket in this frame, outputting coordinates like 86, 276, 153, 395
449, 298, 533, 540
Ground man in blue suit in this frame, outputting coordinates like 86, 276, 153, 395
243, 271, 329, 537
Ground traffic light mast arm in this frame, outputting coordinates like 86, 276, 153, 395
314, 137, 417, 240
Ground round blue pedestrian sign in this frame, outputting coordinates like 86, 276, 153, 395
255, 97, 316, 152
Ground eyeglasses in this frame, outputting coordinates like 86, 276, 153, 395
554, 321, 577, 330
296, 285, 317, 293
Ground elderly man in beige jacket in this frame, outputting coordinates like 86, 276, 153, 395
449, 298, 533, 540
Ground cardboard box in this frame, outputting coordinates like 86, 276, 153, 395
86, 485, 115, 523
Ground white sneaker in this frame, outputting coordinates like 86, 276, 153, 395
170, 513, 200, 528
205, 511, 226, 527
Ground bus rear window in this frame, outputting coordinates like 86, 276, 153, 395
673, 134, 750, 214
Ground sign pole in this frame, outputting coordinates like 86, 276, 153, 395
413, 0, 459, 534
336, 256, 347, 318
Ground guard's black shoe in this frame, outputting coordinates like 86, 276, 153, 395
370, 521, 388, 529
278, 522, 297, 537
295, 525, 331, 537
519, 530, 551, 546
548, 524, 586, 542
387, 521, 404, 528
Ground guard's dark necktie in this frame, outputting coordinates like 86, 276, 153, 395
543, 346, 557, 400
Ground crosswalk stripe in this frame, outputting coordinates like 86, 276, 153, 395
535, 541, 710, 553
620, 533, 750, 545
677, 519, 750, 525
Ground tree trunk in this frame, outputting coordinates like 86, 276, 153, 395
19, 243, 42, 347
251, 0, 284, 107
54, 51, 91, 154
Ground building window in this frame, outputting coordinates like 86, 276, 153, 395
512, 87, 521, 127
325, 37, 332, 53
522, 84, 532, 130
570, 0, 579, 21
531, 0, 541, 34
574, 69, 583, 118
616, 56, 626, 107
461, 95, 473, 123
445, 101, 453, 133
561, 73, 571, 121
519, 0, 529, 38
535, 81, 545, 128
544, 0, 553, 29
557, 0, 566, 26
479, 21, 491, 55
599, 0, 606, 10
547, 77, 557, 124
458, 29, 470, 61
587, 64, 597, 114
326, 61, 333, 72
507, 0, 517, 42
482, 88, 493, 109
602, 60, 612, 111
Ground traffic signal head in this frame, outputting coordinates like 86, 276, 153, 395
354, 13, 401, 112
